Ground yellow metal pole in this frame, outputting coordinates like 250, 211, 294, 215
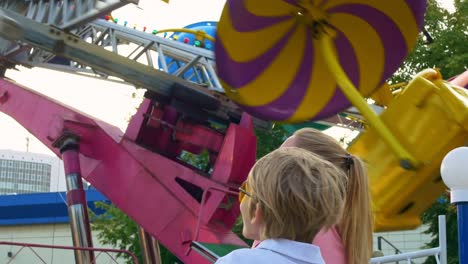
156, 28, 215, 42
320, 34, 419, 169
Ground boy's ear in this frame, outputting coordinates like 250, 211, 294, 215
250, 203, 263, 225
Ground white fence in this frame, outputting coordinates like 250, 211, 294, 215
370, 216, 447, 264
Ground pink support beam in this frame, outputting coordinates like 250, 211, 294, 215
449, 70, 468, 89
0, 241, 140, 264
0, 78, 254, 263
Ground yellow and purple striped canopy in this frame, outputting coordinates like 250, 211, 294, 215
215, 0, 426, 123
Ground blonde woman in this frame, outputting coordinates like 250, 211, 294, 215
216, 147, 347, 263
253, 128, 373, 264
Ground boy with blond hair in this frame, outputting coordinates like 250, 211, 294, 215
216, 147, 347, 264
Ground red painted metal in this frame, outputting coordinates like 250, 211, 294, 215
0, 241, 139, 264
0, 78, 255, 263
60, 139, 95, 263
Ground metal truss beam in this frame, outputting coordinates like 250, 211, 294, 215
0, 13, 223, 92
0, 8, 208, 98
0, 7, 370, 130
0, 8, 266, 130
0, 0, 137, 30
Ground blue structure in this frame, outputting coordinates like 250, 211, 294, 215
458, 204, 468, 264
163, 21, 217, 83
169, 21, 216, 50
0, 190, 108, 226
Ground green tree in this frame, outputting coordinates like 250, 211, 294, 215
391, 0, 467, 83
391, 0, 468, 83
255, 124, 290, 159
89, 202, 180, 264
179, 149, 211, 172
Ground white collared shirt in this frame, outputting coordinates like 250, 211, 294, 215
215, 239, 325, 264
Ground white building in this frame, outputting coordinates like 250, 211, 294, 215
0, 149, 66, 194
0, 191, 127, 264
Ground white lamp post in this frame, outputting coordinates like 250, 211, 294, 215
441, 147, 468, 264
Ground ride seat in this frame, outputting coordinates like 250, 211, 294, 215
348, 71, 468, 231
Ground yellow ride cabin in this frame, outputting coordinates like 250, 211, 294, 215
349, 69, 468, 231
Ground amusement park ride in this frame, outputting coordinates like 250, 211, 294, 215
0, 0, 467, 263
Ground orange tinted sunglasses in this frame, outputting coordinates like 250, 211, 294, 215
238, 181, 252, 203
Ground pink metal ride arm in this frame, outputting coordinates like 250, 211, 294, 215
449, 70, 468, 88
0, 78, 255, 263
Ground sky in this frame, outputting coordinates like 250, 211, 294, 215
0, 0, 456, 156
